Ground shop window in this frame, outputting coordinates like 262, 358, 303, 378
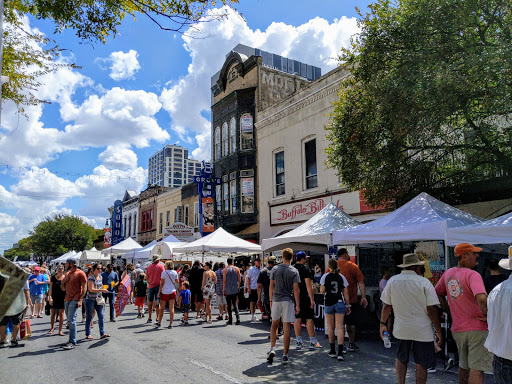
275, 150, 285, 196
240, 113, 253, 150
241, 175, 254, 213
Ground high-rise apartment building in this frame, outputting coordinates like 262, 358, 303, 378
148, 145, 202, 188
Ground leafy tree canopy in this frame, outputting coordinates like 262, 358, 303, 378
3, 0, 237, 111
326, 0, 512, 207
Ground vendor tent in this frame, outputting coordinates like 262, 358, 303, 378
124, 240, 158, 261
67, 251, 82, 262
261, 202, 361, 252
148, 235, 184, 260
447, 212, 512, 246
51, 250, 76, 265
333, 192, 483, 245
101, 237, 142, 256
177, 227, 261, 254
81, 249, 109, 264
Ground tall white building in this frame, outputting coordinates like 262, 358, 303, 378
148, 145, 202, 188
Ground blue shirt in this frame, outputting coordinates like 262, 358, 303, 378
180, 289, 191, 305
101, 271, 118, 292
28, 274, 46, 296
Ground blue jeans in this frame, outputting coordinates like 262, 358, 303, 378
103, 292, 116, 320
85, 299, 105, 337
494, 355, 512, 384
64, 300, 78, 344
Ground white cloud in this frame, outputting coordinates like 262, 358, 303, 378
159, 7, 360, 161
106, 50, 141, 81
99, 145, 138, 170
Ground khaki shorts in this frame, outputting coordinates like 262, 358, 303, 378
453, 331, 493, 372
271, 301, 295, 323
216, 294, 227, 305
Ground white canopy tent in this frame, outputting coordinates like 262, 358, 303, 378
80, 249, 109, 265
51, 250, 76, 265
261, 202, 361, 252
447, 212, 512, 246
177, 227, 261, 254
67, 251, 82, 262
333, 192, 483, 245
101, 237, 142, 256
124, 240, 158, 261
147, 234, 184, 260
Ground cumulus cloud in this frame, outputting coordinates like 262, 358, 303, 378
99, 145, 138, 170
159, 7, 360, 160
98, 49, 141, 81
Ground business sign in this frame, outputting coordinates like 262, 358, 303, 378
111, 200, 123, 246
163, 222, 195, 242
270, 191, 361, 225
194, 161, 221, 236
240, 113, 253, 132
104, 228, 112, 248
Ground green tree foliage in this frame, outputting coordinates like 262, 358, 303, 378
29, 214, 98, 257
3, 0, 237, 111
326, 0, 512, 207
2, 236, 34, 260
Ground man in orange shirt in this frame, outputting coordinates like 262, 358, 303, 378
337, 248, 368, 352
61, 258, 87, 350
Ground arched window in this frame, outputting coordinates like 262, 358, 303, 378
214, 126, 221, 160
222, 122, 229, 156
230, 117, 237, 153
128, 215, 132, 237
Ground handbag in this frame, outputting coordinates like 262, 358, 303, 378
20, 319, 32, 340
45, 300, 51, 316
96, 295, 106, 306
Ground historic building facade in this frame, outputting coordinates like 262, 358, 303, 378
121, 190, 139, 241
211, 44, 320, 242
256, 67, 388, 242
138, 185, 171, 245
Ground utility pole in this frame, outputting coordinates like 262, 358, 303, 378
0, 0, 5, 129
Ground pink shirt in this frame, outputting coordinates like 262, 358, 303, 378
146, 262, 165, 289
435, 267, 487, 333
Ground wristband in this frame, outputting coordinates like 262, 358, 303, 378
345, 304, 351, 308
380, 320, 388, 325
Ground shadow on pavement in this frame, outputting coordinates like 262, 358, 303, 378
238, 338, 269, 345
88, 339, 109, 349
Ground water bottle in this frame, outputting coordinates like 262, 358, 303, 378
383, 331, 391, 348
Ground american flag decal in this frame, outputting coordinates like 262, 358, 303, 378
114, 275, 131, 317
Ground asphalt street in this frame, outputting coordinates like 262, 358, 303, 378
0, 305, 495, 384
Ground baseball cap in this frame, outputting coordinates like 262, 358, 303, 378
33, 266, 41, 271
268, 256, 277, 263
454, 243, 482, 256
66, 258, 77, 266
295, 251, 308, 260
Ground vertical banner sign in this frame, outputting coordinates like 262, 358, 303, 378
111, 200, 123, 246
114, 274, 131, 317
104, 228, 112, 248
194, 161, 221, 236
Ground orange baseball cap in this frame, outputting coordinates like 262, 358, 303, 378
454, 243, 482, 256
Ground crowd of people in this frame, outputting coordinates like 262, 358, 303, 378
1, 243, 511, 384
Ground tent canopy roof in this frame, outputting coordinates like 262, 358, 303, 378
333, 192, 483, 245
447, 212, 512, 246
101, 237, 142, 254
177, 227, 261, 254
262, 202, 360, 252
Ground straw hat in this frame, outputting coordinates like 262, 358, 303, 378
397, 253, 426, 268
498, 255, 512, 271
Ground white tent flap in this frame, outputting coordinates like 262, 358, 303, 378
177, 228, 261, 254
447, 212, 512, 246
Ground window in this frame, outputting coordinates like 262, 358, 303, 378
175, 206, 183, 223
159, 212, 163, 234
184, 205, 189, 226
230, 117, 237, 153
142, 210, 152, 231
230, 179, 237, 214
194, 202, 200, 228
123, 217, 127, 237
128, 215, 132, 237
240, 113, 253, 150
215, 185, 222, 213
304, 138, 318, 189
275, 151, 285, 196
133, 213, 137, 235
214, 126, 221, 160
166, 211, 170, 227
223, 182, 229, 213
222, 122, 229, 156
241, 176, 254, 213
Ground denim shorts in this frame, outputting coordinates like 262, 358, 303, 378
31, 294, 44, 304
148, 286, 159, 302
324, 301, 346, 315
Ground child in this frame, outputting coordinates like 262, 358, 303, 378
178, 281, 191, 325
134, 273, 148, 318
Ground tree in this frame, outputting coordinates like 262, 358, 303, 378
29, 214, 98, 257
326, 0, 512, 207
3, 0, 237, 111
2, 236, 34, 260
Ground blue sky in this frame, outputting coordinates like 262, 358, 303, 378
0, 0, 373, 253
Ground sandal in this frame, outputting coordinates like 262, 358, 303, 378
85, 335, 94, 340
58, 332, 65, 336
48, 329, 54, 335
100, 334, 110, 339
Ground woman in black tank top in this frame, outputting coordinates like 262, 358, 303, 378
320, 259, 351, 360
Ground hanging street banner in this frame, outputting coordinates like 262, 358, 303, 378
193, 161, 221, 236
111, 200, 123, 246
104, 228, 112, 248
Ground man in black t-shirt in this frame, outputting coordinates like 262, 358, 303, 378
188, 261, 204, 314
258, 257, 275, 320
293, 252, 321, 351
484, 259, 508, 294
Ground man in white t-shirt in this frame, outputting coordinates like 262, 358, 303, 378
246, 258, 261, 322
380, 253, 442, 384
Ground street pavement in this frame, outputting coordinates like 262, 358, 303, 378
0, 306, 495, 384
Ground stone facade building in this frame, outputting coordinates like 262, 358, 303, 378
138, 185, 171, 245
